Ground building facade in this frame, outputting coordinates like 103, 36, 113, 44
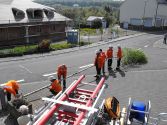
0, 0, 70, 46
120, 0, 167, 29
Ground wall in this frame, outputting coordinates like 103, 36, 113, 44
120, 0, 157, 25
0, 21, 66, 46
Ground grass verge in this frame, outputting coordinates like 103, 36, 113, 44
122, 48, 148, 65
80, 28, 97, 36
0, 41, 91, 58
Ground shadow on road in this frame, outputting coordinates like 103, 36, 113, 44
108, 69, 117, 78
117, 69, 126, 77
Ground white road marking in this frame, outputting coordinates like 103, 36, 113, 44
137, 48, 142, 50
79, 64, 94, 69
19, 65, 32, 73
17, 79, 25, 83
43, 72, 57, 77
144, 45, 149, 48
0, 79, 25, 86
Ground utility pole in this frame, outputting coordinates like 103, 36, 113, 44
154, 1, 159, 27
142, 0, 148, 30
25, 26, 29, 45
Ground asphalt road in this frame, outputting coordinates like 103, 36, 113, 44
0, 32, 167, 124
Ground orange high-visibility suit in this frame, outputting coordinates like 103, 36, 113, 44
57, 65, 67, 88
94, 55, 103, 69
106, 49, 113, 59
100, 51, 106, 74
49, 79, 62, 95
117, 47, 123, 69
94, 54, 103, 77
100, 52, 106, 64
3, 80, 20, 101
4, 80, 19, 96
106, 48, 113, 69
117, 48, 123, 59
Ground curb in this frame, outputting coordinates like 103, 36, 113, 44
0, 33, 146, 63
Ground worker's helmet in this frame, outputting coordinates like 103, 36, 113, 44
109, 45, 113, 49
95, 50, 100, 54
48, 76, 55, 81
19, 105, 29, 115
117, 44, 121, 48
62, 64, 66, 68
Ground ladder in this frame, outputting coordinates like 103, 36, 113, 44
29, 75, 106, 125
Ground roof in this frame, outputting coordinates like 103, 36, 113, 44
157, 0, 167, 4
0, 0, 13, 4
87, 16, 104, 21
0, 0, 70, 24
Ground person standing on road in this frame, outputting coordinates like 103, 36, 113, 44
94, 50, 103, 78
99, 49, 106, 75
116, 45, 123, 70
49, 76, 62, 95
164, 34, 167, 44
2, 80, 20, 101
106, 45, 113, 70
57, 64, 67, 89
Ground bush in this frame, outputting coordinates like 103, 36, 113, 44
79, 41, 91, 46
0, 45, 37, 58
122, 48, 148, 65
92, 19, 102, 28
38, 39, 51, 52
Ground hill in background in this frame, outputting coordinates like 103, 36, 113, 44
34, 0, 123, 8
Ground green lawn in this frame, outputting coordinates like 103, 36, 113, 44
80, 28, 97, 36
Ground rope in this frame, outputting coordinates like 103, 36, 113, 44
23, 65, 94, 97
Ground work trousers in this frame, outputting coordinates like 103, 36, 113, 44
117, 58, 121, 68
102, 63, 105, 74
164, 38, 166, 44
50, 89, 58, 95
107, 58, 113, 69
58, 75, 66, 88
95, 65, 101, 76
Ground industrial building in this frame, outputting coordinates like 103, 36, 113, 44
120, 0, 167, 29
0, 0, 70, 46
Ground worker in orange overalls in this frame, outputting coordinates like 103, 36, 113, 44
3, 80, 20, 101
99, 49, 106, 75
49, 76, 62, 95
106, 45, 113, 70
94, 50, 103, 78
57, 64, 67, 89
116, 45, 123, 70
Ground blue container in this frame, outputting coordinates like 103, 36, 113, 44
67, 30, 78, 44
130, 101, 146, 122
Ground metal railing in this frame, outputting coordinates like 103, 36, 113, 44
0, 17, 70, 25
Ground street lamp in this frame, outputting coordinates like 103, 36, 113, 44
143, 0, 148, 28
143, 0, 148, 19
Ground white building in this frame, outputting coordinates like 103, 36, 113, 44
120, 0, 167, 28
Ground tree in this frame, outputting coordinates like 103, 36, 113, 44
92, 19, 102, 28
